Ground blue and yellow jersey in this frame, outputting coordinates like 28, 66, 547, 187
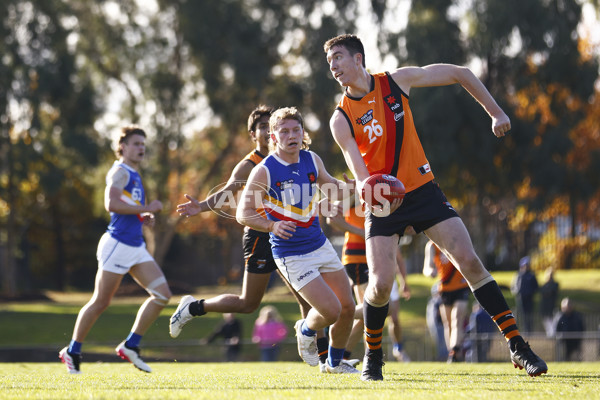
260, 150, 326, 258
106, 161, 145, 246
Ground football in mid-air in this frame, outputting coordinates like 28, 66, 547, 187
361, 173, 405, 207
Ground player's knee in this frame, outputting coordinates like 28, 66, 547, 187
145, 276, 171, 306
456, 253, 485, 280
339, 301, 355, 321
370, 281, 393, 303
322, 303, 342, 324
149, 289, 170, 306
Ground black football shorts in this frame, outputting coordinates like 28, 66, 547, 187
243, 229, 277, 274
344, 263, 369, 286
365, 180, 459, 240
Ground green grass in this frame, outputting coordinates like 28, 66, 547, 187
1, 362, 599, 399
1, 269, 599, 362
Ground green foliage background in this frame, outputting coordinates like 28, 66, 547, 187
1, 0, 600, 296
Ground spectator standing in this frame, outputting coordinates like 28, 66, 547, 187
555, 297, 585, 361
540, 267, 560, 337
511, 256, 539, 332
426, 283, 448, 361
202, 313, 242, 362
466, 301, 497, 362
252, 306, 289, 362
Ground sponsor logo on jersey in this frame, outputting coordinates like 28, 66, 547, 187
356, 109, 374, 126
444, 201, 455, 212
394, 111, 405, 121
384, 94, 402, 113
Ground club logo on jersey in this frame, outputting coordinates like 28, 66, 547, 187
418, 163, 431, 175
384, 94, 402, 114
307, 172, 316, 184
356, 109, 374, 126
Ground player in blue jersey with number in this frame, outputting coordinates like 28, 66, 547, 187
59, 126, 171, 374
237, 107, 358, 374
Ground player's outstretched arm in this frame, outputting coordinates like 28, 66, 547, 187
177, 158, 255, 217
391, 64, 510, 137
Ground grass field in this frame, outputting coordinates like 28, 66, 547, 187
1, 361, 599, 400
1, 270, 600, 363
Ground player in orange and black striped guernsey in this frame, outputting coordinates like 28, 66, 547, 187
170, 106, 310, 338
423, 239, 470, 363
324, 34, 547, 380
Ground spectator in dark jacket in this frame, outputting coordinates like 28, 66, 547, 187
202, 313, 242, 361
511, 256, 539, 332
555, 297, 585, 361
540, 267, 559, 336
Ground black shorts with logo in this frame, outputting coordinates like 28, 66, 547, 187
439, 287, 471, 306
365, 181, 459, 240
243, 228, 277, 274
344, 263, 369, 286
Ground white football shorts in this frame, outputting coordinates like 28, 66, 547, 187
274, 240, 344, 291
97, 232, 154, 274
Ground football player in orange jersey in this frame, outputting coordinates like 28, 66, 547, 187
170, 105, 311, 339
324, 34, 546, 380
423, 239, 470, 362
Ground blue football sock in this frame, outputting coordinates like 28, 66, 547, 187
328, 346, 345, 367
301, 320, 316, 337
125, 332, 142, 348
68, 340, 82, 355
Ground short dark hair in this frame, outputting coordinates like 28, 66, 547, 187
323, 34, 365, 67
247, 105, 275, 133
117, 125, 146, 156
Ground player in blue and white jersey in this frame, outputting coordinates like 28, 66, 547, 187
59, 126, 171, 374
237, 107, 358, 374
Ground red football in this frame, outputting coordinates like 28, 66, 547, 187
361, 174, 405, 207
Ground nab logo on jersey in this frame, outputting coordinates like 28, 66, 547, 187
384, 94, 402, 114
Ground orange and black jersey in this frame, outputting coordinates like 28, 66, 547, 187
342, 206, 366, 266
242, 149, 268, 222
242, 149, 267, 166
433, 244, 468, 293
336, 72, 434, 193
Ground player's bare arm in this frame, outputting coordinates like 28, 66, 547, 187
422, 240, 437, 278
177, 159, 255, 217
330, 111, 403, 214
312, 151, 354, 203
236, 165, 296, 239
329, 111, 371, 184
105, 167, 162, 215
327, 210, 365, 238
392, 64, 510, 137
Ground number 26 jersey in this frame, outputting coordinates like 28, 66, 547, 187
336, 72, 434, 193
